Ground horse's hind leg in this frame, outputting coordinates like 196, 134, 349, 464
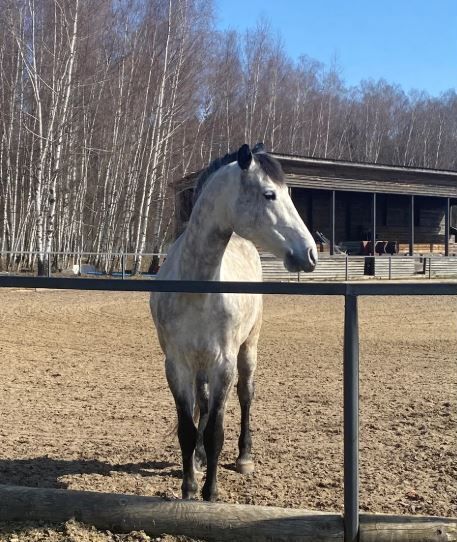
201, 359, 235, 502
165, 358, 198, 499
194, 370, 209, 472
236, 332, 258, 475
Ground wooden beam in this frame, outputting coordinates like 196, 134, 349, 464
284, 174, 457, 198
371, 193, 377, 256
359, 513, 457, 542
345, 194, 352, 239
0, 485, 456, 541
308, 190, 314, 234
409, 195, 415, 256
330, 190, 336, 256
0, 485, 340, 541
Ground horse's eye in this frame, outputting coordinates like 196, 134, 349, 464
264, 191, 276, 201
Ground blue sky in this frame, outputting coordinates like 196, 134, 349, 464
215, 0, 457, 97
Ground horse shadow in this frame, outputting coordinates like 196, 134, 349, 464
0, 457, 181, 488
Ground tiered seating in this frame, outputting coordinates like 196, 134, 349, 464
260, 254, 365, 281
427, 257, 457, 277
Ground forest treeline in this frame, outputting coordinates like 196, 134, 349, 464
1, 0, 456, 273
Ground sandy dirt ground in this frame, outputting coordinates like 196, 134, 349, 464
0, 288, 455, 541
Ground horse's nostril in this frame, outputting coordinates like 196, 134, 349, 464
285, 248, 317, 272
308, 248, 317, 268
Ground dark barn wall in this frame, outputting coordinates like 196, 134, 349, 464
292, 188, 311, 228
345, 193, 372, 241
452, 205, 457, 227
376, 195, 447, 244
177, 183, 452, 250
376, 194, 410, 243
292, 189, 450, 247
176, 154, 457, 253
292, 189, 357, 242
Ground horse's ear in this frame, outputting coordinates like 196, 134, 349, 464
237, 144, 252, 170
252, 142, 265, 153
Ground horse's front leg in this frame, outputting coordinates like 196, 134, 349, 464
195, 370, 209, 472
201, 360, 235, 502
235, 336, 258, 475
165, 359, 198, 499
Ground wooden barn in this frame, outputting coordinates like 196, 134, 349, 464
175, 153, 457, 280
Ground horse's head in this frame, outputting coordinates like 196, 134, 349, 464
231, 144, 317, 273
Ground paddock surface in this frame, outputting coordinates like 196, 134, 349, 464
0, 289, 455, 541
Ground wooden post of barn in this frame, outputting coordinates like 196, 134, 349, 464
445, 197, 450, 256
371, 193, 376, 256
409, 195, 415, 256
330, 190, 336, 256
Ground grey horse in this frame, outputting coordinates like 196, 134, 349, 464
150, 144, 317, 501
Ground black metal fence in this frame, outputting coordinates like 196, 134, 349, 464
0, 250, 166, 276
1, 275, 456, 542
3, 251, 457, 281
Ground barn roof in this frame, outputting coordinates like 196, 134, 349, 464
177, 152, 457, 198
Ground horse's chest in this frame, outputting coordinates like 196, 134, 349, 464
152, 292, 260, 360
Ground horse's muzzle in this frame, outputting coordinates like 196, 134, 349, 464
284, 247, 317, 273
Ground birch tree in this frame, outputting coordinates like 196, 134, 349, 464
1, 2, 457, 274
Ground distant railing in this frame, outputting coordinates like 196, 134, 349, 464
0, 251, 167, 278
2, 251, 457, 281
263, 253, 457, 281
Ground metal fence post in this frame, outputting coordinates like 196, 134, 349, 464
345, 256, 349, 281
388, 256, 392, 280
429, 257, 432, 279
47, 254, 51, 278
344, 294, 359, 542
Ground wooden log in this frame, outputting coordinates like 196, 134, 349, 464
0, 485, 456, 541
0, 485, 341, 541
360, 513, 457, 542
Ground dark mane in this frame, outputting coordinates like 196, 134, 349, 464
193, 146, 285, 204
254, 153, 285, 185
193, 150, 238, 204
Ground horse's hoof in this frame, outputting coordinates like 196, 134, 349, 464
181, 480, 198, 500
202, 484, 218, 502
236, 459, 255, 475
182, 491, 197, 500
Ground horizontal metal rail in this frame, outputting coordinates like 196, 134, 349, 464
0, 275, 456, 542
1, 275, 457, 295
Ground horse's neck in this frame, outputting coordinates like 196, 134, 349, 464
179, 186, 233, 281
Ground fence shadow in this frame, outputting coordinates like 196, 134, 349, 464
0, 457, 179, 489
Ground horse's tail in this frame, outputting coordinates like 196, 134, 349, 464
193, 401, 200, 425
195, 370, 209, 424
